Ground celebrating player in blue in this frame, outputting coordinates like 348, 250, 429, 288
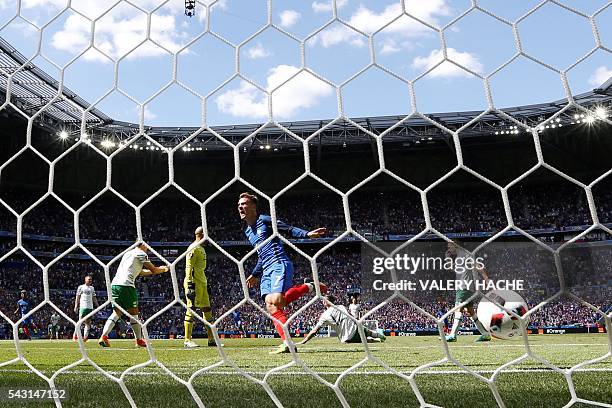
238, 192, 328, 354
14, 290, 32, 341
231, 310, 246, 337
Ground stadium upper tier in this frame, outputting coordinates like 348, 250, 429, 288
1, 36, 611, 150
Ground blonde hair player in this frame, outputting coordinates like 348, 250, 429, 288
183, 226, 216, 348
238, 192, 328, 354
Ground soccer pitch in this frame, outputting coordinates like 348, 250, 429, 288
0, 334, 610, 407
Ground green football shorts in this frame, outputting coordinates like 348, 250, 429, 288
455, 289, 475, 305
111, 285, 138, 310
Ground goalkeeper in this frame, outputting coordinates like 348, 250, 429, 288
184, 227, 216, 348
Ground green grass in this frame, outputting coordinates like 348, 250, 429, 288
0, 334, 610, 407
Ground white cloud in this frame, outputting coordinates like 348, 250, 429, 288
589, 66, 612, 87
279, 9, 301, 28
210, 0, 228, 11
412, 48, 483, 78
380, 39, 400, 55
311, 1, 450, 48
314, 24, 364, 48
246, 43, 273, 59
348, 3, 402, 35
312, 0, 348, 13
19, 0, 67, 9
21, 0, 190, 61
352, 2, 450, 35
143, 106, 157, 121
215, 65, 334, 119
215, 82, 267, 118
270, 66, 334, 118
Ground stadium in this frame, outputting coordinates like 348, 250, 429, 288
0, 1, 611, 407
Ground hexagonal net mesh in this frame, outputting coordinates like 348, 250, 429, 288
0, 0, 611, 407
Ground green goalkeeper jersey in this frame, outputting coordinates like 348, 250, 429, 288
185, 242, 207, 284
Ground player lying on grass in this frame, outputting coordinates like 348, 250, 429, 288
445, 241, 491, 342
299, 295, 386, 345
238, 192, 328, 354
98, 243, 169, 348
73, 275, 99, 342
184, 227, 216, 348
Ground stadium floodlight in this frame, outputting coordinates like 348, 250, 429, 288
595, 106, 608, 119
101, 140, 115, 149
265, 144, 271, 150
58, 130, 68, 140
585, 115, 596, 124
185, 0, 195, 17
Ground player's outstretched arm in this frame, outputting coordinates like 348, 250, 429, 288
307, 227, 327, 238
298, 330, 316, 345
274, 217, 326, 239
298, 323, 323, 345
141, 262, 170, 276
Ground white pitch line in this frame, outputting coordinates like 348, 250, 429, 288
0, 343, 608, 352
0, 368, 610, 376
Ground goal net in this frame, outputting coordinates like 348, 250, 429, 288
0, 0, 611, 407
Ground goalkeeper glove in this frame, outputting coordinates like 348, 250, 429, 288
186, 282, 196, 302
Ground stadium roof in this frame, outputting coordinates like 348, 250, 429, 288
0, 37, 112, 127
0, 35, 610, 151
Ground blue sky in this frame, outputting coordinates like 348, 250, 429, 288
0, 0, 610, 127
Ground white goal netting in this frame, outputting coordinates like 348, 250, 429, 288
0, 0, 611, 407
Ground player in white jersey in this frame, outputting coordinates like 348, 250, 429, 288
98, 243, 169, 348
49, 311, 61, 339
299, 295, 385, 345
445, 241, 491, 342
348, 296, 360, 318
73, 275, 99, 342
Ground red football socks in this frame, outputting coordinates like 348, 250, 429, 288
271, 309, 288, 340
284, 284, 310, 305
